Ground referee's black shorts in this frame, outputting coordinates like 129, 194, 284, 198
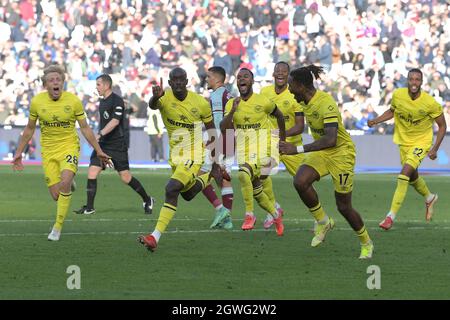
90, 141, 129, 172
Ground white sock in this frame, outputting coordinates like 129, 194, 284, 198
151, 230, 161, 242
266, 214, 274, 222
318, 216, 329, 225
426, 193, 435, 203
245, 212, 254, 217
221, 187, 233, 196
215, 204, 223, 210
275, 202, 281, 210
387, 212, 396, 221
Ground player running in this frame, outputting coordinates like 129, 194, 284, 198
368, 68, 446, 230
12, 64, 111, 241
280, 65, 374, 259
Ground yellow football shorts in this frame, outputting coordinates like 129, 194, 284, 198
238, 156, 274, 180
399, 145, 430, 169
302, 146, 356, 194
281, 153, 305, 176
169, 159, 203, 192
42, 145, 80, 187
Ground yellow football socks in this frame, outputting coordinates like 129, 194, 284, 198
389, 174, 410, 215
155, 203, 177, 233
53, 192, 72, 231
356, 225, 371, 245
261, 177, 276, 205
409, 177, 431, 198
253, 185, 276, 216
238, 168, 254, 213
309, 203, 327, 223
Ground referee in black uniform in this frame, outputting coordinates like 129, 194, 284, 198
75, 74, 154, 215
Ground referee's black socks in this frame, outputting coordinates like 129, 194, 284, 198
128, 177, 151, 202
86, 179, 97, 210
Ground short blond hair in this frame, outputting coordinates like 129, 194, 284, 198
42, 64, 66, 85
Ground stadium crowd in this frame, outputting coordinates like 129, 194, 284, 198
0, 0, 449, 136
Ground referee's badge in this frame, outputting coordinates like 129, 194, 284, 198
103, 111, 109, 119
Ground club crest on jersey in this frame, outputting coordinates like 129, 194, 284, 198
283, 100, 289, 107
103, 111, 110, 119
64, 105, 72, 113
418, 109, 426, 115
191, 108, 199, 116
312, 111, 319, 119
254, 105, 263, 113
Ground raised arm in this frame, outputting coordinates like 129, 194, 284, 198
148, 77, 164, 110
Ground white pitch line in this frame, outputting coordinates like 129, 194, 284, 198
1, 226, 450, 237
1, 217, 450, 223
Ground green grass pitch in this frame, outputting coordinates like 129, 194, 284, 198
0, 165, 449, 299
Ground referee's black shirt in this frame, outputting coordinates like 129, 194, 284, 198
99, 92, 125, 146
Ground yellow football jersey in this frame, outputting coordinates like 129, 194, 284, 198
303, 90, 354, 152
29, 91, 86, 150
225, 93, 275, 163
260, 85, 304, 146
159, 90, 212, 163
391, 88, 443, 146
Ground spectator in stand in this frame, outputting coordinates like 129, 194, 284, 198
343, 109, 357, 130
226, 33, 246, 74
304, 2, 323, 39
213, 44, 233, 78
0, 0, 448, 135
355, 109, 376, 134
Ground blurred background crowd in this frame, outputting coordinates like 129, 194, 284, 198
1, 0, 449, 139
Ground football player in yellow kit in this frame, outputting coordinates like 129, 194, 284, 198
12, 64, 111, 241
368, 68, 446, 230
221, 68, 286, 236
280, 65, 373, 259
